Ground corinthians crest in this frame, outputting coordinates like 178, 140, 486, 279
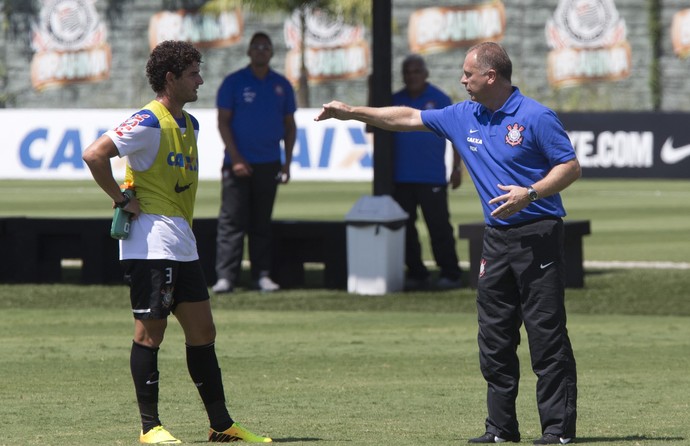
546, 0, 625, 49
545, 0, 631, 88
161, 286, 175, 309
505, 123, 524, 147
30, 0, 112, 91
32, 0, 104, 51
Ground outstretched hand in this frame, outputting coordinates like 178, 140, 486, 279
314, 101, 351, 121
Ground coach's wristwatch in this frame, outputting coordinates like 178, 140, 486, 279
527, 186, 539, 202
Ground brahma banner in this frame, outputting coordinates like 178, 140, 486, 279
672, 9, 690, 58
148, 7, 243, 49
283, 7, 369, 85
407, 2, 506, 54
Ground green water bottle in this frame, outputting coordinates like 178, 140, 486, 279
110, 187, 135, 240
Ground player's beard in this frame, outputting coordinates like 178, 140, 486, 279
188, 89, 199, 103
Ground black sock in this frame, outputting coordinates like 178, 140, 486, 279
130, 341, 161, 433
186, 343, 234, 432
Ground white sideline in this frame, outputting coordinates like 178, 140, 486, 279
583, 260, 690, 270
430, 260, 690, 270
60, 259, 690, 270
434, 260, 690, 270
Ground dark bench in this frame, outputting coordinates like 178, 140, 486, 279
0, 217, 121, 284
0, 217, 347, 289
194, 218, 347, 289
193, 218, 347, 289
458, 220, 591, 288
270, 220, 347, 289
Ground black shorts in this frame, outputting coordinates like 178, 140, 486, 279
121, 259, 210, 320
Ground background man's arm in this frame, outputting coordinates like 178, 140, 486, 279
218, 107, 252, 176
450, 146, 462, 189
281, 113, 297, 183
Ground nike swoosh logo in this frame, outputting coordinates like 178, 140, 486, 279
660, 137, 690, 164
540, 261, 555, 269
145, 380, 159, 385
469, 129, 479, 133
174, 180, 193, 193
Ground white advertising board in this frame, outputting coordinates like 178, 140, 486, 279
0, 108, 375, 181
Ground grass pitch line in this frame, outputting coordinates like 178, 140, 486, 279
584, 260, 690, 270
429, 260, 690, 270
64, 259, 689, 272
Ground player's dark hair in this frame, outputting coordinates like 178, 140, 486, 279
146, 40, 202, 94
468, 41, 512, 82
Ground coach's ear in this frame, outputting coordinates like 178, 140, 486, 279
486, 68, 497, 84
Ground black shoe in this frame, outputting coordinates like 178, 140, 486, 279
436, 276, 462, 290
469, 432, 520, 443
533, 433, 573, 444
404, 276, 430, 290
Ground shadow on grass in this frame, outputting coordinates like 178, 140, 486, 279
576, 435, 685, 443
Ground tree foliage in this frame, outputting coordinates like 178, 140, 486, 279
241, 0, 370, 107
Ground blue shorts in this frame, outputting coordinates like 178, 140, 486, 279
121, 259, 210, 319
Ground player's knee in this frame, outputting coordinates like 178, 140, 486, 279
204, 322, 217, 341
186, 322, 216, 345
133, 332, 165, 348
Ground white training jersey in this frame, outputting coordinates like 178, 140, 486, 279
105, 108, 201, 261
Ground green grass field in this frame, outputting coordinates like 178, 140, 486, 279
1, 178, 689, 445
2, 288, 690, 445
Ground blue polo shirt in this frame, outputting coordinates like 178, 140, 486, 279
216, 66, 296, 165
421, 87, 576, 226
392, 83, 452, 184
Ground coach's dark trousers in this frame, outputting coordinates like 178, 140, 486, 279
215, 161, 281, 284
476, 217, 577, 440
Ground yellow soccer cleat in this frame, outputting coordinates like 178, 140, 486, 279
140, 425, 182, 444
208, 422, 272, 443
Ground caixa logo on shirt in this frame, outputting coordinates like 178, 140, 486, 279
167, 152, 198, 171
466, 136, 483, 144
466, 135, 483, 152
